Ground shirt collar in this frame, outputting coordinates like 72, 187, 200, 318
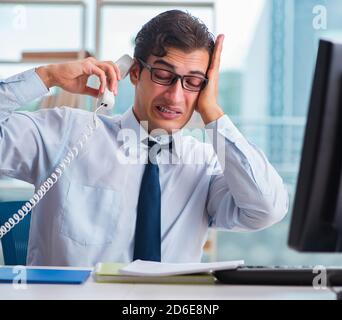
119, 107, 182, 159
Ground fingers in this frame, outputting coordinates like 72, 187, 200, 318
113, 63, 122, 82
209, 34, 225, 74
86, 62, 107, 94
95, 61, 121, 95
83, 86, 100, 98
84, 58, 121, 95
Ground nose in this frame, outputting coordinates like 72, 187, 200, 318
164, 77, 185, 101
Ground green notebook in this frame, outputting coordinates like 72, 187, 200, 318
93, 263, 216, 284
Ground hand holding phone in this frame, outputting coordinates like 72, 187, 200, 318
96, 54, 134, 110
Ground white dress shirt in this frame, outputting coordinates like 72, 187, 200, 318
0, 68, 289, 266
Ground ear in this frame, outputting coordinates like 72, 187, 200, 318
129, 61, 140, 86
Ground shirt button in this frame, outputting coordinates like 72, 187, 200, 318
156, 137, 161, 141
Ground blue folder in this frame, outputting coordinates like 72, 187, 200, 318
0, 267, 91, 284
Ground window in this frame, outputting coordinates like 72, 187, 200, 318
0, 1, 87, 109
0, 2, 85, 61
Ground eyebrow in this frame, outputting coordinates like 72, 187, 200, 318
152, 59, 206, 77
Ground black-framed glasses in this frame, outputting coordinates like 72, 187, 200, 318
138, 58, 208, 92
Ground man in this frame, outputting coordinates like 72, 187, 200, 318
0, 10, 288, 266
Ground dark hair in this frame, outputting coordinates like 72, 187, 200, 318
134, 10, 215, 68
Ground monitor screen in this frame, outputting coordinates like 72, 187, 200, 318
288, 39, 342, 252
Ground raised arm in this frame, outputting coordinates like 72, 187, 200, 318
0, 58, 120, 184
197, 35, 288, 230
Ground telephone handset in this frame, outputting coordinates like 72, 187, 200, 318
96, 54, 134, 110
0, 55, 134, 239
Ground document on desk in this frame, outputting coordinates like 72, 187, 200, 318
118, 259, 244, 277
94, 263, 216, 284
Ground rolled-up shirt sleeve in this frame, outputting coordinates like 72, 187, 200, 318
205, 114, 289, 231
0, 68, 49, 117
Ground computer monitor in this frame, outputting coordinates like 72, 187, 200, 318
288, 39, 342, 252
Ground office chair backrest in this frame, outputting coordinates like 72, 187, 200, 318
0, 201, 30, 265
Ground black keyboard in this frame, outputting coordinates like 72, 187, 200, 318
214, 266, 342, 286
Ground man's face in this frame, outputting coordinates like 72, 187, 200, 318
130, 48, 210, 133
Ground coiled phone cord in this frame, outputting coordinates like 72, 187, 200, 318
0, 106, 103, 239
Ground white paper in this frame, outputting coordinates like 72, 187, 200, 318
118, 259, 244, 277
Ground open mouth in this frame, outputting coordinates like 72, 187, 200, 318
154, 105, 182, 120
156, 106, 181, 114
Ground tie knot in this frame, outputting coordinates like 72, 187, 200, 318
147, 139, 173, 151
148, 140, 158, 149
147, 140, 160, 164
146, 138, 173, 164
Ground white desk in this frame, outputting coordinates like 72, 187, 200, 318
0, 267, 336, 300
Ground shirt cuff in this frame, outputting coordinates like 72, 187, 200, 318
2, 68, 49, 105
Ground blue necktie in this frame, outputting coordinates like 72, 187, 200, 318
133, 140, 162, 262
